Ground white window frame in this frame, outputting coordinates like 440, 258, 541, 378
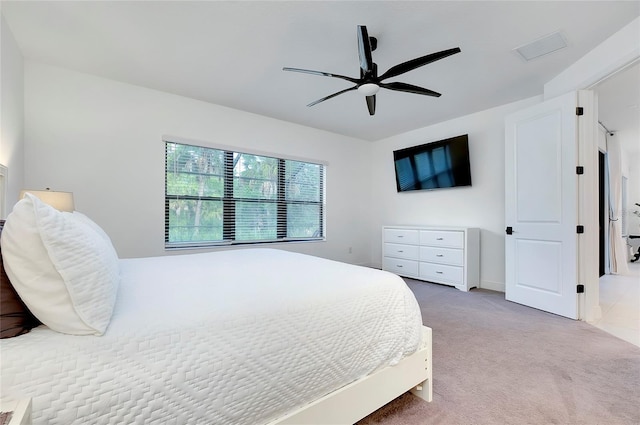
164, 138, 326, 249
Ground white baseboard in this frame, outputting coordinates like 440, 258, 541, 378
480, 280, 505, 293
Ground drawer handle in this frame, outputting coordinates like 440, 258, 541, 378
397, 235, 404, 238
397, 250, 404, 253
436, 254, 444, 257
436, 237, 444, 240
436, 271, 443, 274
396, 265, 403, 268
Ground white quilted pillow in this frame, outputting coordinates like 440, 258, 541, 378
1, 194, 120, 335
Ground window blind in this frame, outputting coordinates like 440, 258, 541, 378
165, 141, 325, 248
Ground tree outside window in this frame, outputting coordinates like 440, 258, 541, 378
165, 141, 325, 248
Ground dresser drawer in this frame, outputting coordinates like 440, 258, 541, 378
384, 228, 420, 245
419, 262, 464, 285
420, 246, 464, 266
419, 230, 464, 248
383, 257, 419, 277
384, 243, 420, 260
382, 225, 479, 292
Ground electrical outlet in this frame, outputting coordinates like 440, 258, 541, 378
348, 247, 352, 254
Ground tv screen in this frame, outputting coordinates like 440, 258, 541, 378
393, 134, 472, 192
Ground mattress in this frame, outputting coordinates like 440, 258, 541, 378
1, 248, 423, 424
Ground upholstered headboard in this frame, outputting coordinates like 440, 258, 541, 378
0, 219, 41, 338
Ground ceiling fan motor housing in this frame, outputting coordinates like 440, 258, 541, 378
369, 36, 378, 51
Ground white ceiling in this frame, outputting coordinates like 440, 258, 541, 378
594, 61, 640, 154
1, 1, 639, 143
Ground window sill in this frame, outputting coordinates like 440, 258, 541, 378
164, 238, 326, 251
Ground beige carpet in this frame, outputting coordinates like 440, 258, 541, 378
357, 279, 640, 425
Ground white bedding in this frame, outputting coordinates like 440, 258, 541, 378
1, 248, 423, 424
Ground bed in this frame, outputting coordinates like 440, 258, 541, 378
0, 194, 432, 424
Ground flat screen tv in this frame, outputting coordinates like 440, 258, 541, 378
393, 134, 472, 192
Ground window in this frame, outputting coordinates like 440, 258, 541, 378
165, 141, 325, 248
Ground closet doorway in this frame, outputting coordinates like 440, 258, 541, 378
599, 151, 606, 278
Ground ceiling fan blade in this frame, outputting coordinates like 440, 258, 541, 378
366, 95, 376, 116
378, 47, 461, 81
283, 67, 360, 84
357, 25, 374, 73
380, 81, 442, 97
307, 86, 358, 107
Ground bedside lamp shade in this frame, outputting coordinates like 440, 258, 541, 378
19, 189, 75, 212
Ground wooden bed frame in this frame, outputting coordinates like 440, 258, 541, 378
269, 326, 433, 425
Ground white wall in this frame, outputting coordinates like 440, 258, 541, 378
369, 96, 541, 291
619, 135, 631, 178
24, 62, 373, 263
0, 14, 25, 217
618, 130, 640, 237
598, 126, 639, 237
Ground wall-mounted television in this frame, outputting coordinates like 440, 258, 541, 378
393, 134, 472, 192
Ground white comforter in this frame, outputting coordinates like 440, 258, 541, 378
1, 249, 422, 424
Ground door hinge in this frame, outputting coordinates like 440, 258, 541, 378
576, 166, 584, 175
577, 284, 585, 293
577, 225, 585, 234
576, 107, 584, 116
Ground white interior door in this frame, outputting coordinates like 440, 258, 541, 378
505, 92, 579, 319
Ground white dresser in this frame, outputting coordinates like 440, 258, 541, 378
382, 226, 480, 292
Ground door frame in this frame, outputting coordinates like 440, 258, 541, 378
599, 150, 606, 277
575, 91, 600, 322
599, 149, 610, 277
543, 16, 638, 322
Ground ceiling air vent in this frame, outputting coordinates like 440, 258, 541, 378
514, 31, 567, 61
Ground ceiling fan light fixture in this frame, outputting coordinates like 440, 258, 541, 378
357, 83, 380, 96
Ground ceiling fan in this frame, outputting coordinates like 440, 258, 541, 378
283, 25, 461, 116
